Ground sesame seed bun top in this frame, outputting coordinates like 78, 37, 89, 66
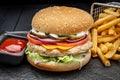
32, 6, 93, 35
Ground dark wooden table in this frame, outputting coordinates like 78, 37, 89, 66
0, 3, 120, 80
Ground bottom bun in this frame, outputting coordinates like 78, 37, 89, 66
27, 51, 91, 72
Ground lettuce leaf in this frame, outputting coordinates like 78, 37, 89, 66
25, 48, 86, 63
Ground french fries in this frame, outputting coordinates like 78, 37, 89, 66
91, 7, 120, 67
92, 15, 116, 27
97, 18, 120, 33
104, 38, 120, 59
99, 13, 108, 18
97, 35, 119, 43
104, 9, 120, 16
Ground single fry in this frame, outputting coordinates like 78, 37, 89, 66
91, 48, 98, 57
99, 13, 108, 18
91, 29, 98, 56
97, 47, 111, 67
92, 15, 116, 27
104, 38, 120, 59
101, 30, 108, 35
97, 18, 120, 33
116, 23, 120, 27
118, 46, 120, 51
115, 28, 120, 33
108, 26, 116, 35
106, 8, 116, 11
103, 21, 108, 24
104, 9, 120, 16
112, 54, 120, 60
116, 9, 120, 14
99, 44, 108, 54
104, 42, 113, 50
97, 35, 119, 43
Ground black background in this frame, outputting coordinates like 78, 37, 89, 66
0, 0, 120, 5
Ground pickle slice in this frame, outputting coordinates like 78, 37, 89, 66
68, 35, 84, 40
49, 34, 68, 40
30, 32, 47, 38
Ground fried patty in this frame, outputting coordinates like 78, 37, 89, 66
27, 41, 92, 57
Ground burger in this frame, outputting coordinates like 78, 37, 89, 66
25, 6, 93, 72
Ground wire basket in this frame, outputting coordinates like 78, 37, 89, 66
90, 2, 120, 21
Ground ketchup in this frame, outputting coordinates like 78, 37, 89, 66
0, 38, 27, 54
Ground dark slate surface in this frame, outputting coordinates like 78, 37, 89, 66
0, 3, 120, 80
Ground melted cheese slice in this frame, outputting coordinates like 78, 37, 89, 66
42, 44, 73, 50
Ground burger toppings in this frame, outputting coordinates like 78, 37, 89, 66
26, 41, 91, 57
31, 28, 47, 38
25, 48, 88, 64
49, 33, 59, 39
29, 33, 60, 44
31, 28, 88, 40
56, 35, 88, 47
27, 32, 88, 50
41, 44, 72, 50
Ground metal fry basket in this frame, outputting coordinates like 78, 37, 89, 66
90, 2, 120, 21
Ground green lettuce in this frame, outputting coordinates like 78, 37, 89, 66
25, 48, 86, 63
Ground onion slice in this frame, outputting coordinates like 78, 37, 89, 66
30, 34, 60, 44
65, 34, 87, 43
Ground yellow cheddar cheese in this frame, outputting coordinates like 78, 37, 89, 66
42, 44, 73, 50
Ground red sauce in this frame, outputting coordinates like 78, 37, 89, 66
0, 38, 27, 54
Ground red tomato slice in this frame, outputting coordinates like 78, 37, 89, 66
27, 33, 42, 45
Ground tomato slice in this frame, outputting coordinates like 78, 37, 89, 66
56, 36, 88, 47
27, 33, 42, 45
